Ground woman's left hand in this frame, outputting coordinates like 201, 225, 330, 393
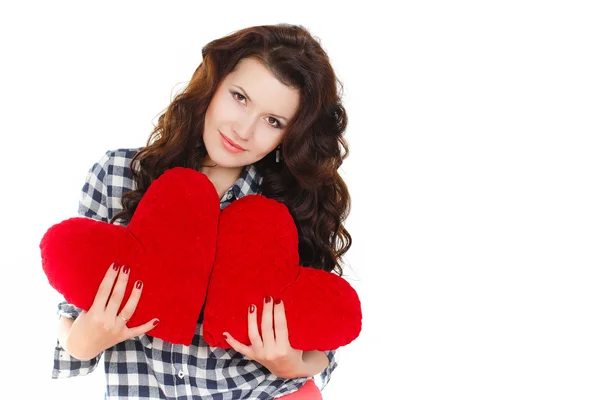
223, 296, 308, 379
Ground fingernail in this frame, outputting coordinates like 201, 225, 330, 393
122, 265, 129, 274
223, 333, 228, 340
153, 319, 159, 326
264, 296, 272, 304
249, 304, 256, 313
274, 298, 282, 305
135, 280, 143, 289
112, 263, 119, 271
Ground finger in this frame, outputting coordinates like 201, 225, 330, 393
261, 296, 275, 349
116, 280, 144, 327
90, 262, 120, 311
223, 332, 252, 358
248, 304, 263, 348
105, 264, 130, 316
128, 318, 160, 338
273, 298, 290, 347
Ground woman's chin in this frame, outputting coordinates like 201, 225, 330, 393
207, 152, 250, 169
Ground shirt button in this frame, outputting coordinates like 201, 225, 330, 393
178, 370, 185, 379
226, 193, 233, 200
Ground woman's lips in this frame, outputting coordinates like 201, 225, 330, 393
220, 133, 245, 153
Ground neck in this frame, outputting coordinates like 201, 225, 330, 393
199, 159, 244, 199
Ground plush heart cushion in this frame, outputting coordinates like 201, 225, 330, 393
41, 167, 362, 350
202, 194, 362, 351
40, 167, 220, 345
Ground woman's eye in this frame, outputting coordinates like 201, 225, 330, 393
232, 91, 246, 103
267, 117, 281, 129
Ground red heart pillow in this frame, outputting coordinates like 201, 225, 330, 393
40, 167, 220, 345
202, 194, 362, 351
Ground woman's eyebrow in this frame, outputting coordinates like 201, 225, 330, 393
232, 84, 289, 122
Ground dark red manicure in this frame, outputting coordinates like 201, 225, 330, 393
264, 296, 272, 304
122, 265, 129, 274
112, 263, 119, 271
249, 304, 256, 313
135, 281, 143, 289
274, 298, 282, 305
153, 319, 159, 326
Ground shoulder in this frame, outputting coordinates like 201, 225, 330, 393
100, 147, 142, 169
92, 147, 143, 191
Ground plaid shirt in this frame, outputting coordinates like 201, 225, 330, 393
52, 148, 338, 399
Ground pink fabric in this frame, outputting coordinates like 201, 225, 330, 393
278, 380, 322, 399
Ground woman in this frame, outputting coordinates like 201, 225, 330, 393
53, 23, 352, 399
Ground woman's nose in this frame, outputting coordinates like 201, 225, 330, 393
233, 117, 255, 140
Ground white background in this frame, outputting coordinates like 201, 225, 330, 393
1, 1, 599, 399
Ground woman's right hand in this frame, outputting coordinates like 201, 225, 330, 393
64, 262, 159, 360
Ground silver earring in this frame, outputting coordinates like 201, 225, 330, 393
275, 146, 281, 163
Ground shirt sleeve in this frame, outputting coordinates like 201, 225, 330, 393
52, 150, 112, 379
313, 349, 338, 391
77, 150, 111, 222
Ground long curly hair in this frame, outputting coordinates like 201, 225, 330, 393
111, 23, 352, 275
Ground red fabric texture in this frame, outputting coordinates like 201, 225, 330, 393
278, 380, 322, 399
40, 167, 220, 345
40, 167, 362, 350
202, 194, 362, 351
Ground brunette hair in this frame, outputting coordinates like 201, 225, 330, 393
111, 23, 351, 275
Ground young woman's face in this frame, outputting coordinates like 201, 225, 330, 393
203, 57, 300, 168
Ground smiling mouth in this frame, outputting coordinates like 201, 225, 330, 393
220, 132, 246, 151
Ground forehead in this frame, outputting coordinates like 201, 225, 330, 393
225, 58, 300, 115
